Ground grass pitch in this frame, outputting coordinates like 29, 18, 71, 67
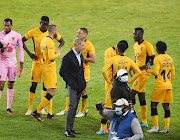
0, 0, 180, 139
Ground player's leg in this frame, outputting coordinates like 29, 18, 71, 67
0, 81, 6, 99
6, 81, 15, 114
6, 67, 17, 114
76, 68, 90, 117
131, 89, 137, 110
26, 62, 41, 115
161, 89, 173, 133
40, 83, 48, 114
162, 103, 170, 133
147, 102, 159, 133
0, 65, 8, 98
138, 92, 148, 127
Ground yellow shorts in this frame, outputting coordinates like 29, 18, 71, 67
151, 89, 173, 103
42, 66, 57, 89
31, 61, 43, 83
104, 82, 112, 109
132, 70, 150, 93
84, 67, 90, 83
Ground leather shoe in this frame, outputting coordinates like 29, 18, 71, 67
65, 131, 75, 137
72, 129, 81, 135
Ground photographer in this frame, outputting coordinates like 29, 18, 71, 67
96, 98, 143, 140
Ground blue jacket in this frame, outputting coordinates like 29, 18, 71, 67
109, 111, 136, 140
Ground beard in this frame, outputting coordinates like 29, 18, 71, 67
54, 34, 57, 38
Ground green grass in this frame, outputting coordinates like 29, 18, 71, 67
0, 0, 180, 139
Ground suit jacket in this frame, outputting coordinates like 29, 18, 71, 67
60, 50, 86, 94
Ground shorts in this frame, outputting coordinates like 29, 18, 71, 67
0, 66, 17, 81
31, 61, 43, 83
132, 70, 150, 93
104, 82, 112, 109
151, 88, 173, 103
42, 66, 57, 89
84, 67, 90, 84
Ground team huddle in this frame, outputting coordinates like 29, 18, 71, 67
0, 16, 175, 139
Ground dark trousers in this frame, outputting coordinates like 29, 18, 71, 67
65, 85, 81, 131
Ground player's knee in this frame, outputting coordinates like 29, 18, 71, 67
43, 83, 47, 91
0, 83, 5, 91
101, 118, 107, 124
30, 82, 37, 93
82, 94, 88, 99
7, 81, 14, 89
45, 92, 53, 101
151, 108, 158, 116
140, 100, 146, 106
165, 110, 170, 118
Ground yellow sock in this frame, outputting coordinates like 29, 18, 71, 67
41, 90, 47, 99
37, 96, 50, 113
47, 99, 52, 115
80, 95, 88, 113
140, 105, 147, 124
65, 97, 69, 112
29, 92, 35, 110
133, 104, 136, 110
152, 115, 158, 128
101, 123, 107, 131
164, 117, 170, 129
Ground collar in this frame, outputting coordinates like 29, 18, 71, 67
47, 36, 53, 40
123, 110, 129, 116
72, 48, 80, 55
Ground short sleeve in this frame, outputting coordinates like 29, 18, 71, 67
24, 29, 34, 40
147, 43, 155, 56
55, 33, 61, 41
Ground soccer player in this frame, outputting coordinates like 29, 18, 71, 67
102, 40, 141, 86
23, 16, 65, 116
56, 28, 95, 117
147, 41, 175, 134
97, 43, 118, 134
0, 18, 24, 114
32, 24, 62, 121
131, 27, 155, 127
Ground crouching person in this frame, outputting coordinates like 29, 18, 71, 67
96, 98, 143, 140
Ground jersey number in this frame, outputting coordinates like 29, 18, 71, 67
160, 70, 170, 82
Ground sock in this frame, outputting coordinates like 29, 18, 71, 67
37, 93, 52, 114
133, 104, 136, 110
29, 92, 35, 110
140, 105, 147, 124
80, 95, 88, 114
164, 117, 170, 129
152, 115, 158, 128
0, 91, 2, 99
101, 123, 107, 131
7, 89, 14, 109
47, 99, 52, 115
65, 97, 69, 112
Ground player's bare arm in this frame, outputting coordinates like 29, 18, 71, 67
149, 55, 155, 65
58, 37, 65, 47
22, 36, 38, 60
84, 53, 96, 63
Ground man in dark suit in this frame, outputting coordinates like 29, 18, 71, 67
60, 38, 86, 138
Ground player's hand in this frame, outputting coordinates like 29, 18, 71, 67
147, 69, 151, 73
58, 43, 63, 48
30, 53, 38, 60
17, 67, 23, 78
56, 46, 62, 55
